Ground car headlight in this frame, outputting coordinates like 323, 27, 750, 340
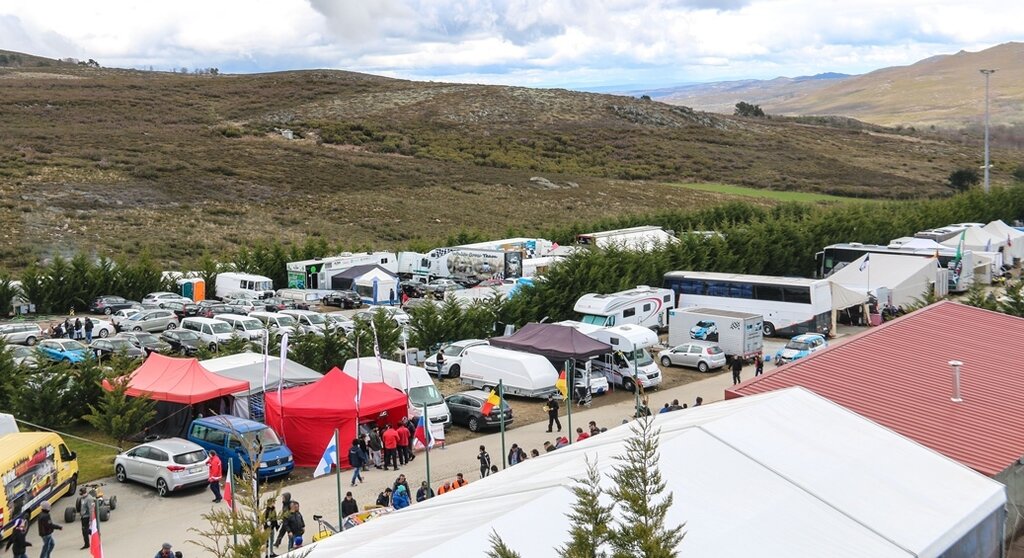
287, 455, 293, 462
259, 462, 268, 468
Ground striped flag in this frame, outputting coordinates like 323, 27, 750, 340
480, 388, 501, 415
314, 431, 338, 478
89, 505, 104, 558
414, 414, 434, 449
555, 370, 568, 398
223, 465, 234, 510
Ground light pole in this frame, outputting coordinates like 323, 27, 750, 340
980, 69, 997, 193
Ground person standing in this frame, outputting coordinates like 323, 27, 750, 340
37, 501, 62, 558
508, 444, 525, 466
77, 488, 95, 549
341, 492, 359, 519
382, 425, 400, 471
477, 445, 491, 478
208, 451, 223, 503
262, 497, 279, 554
274, 493, 292, 548
394, 420, 410, 465
435, 350, 445, 376
754, 354, 764, 377
63, 318, 72, 339
281, 501, 305, 551
84, 317, 95, 343
348, 439, 367, 486
416, 481, 434, 502
405, 417, 417, 462
368, 427, 384, 469
731, 357, 743, 385
544, 395, 561, 433
4, 509, 30, 558
74, 317, 83, 340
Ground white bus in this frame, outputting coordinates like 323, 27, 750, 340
662, 271, 834, 337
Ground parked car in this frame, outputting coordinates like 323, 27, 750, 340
400, 281, 427, 298
110, 308, 142, 328
0, 323, 45, 346
51, 317, 115, 340
320, 290, 362, 309
187, 416, 294, 479
354, 306, 410, 326
774, 333, 828, 366
114, 438, 210, 497
248, 312, 297, 336
445, 389, 513, 432
689, 320, 719, 341
180, 317, 235, 351
142, 292, 193, 309
89, 295, 136, 315
160, 329, 202, 355
197, 304, 234, 320
217, 314, 266, 341
89, 338, 146, 362
280, 309, 328, 335
5, 344, 38, 368
658, 341, 727, 373
163, 301, 201, 321
324, 313, 355, 333
424, 339, 488, 378
118, 309, 179, 333
115, 331, 172, 355
37, 338, 90, 364
225, 299, 258, 315
426, 279, 463, 299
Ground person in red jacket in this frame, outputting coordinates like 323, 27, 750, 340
381, 425, 401, 471
394, 420, 411, 465
208, 451, 223, 503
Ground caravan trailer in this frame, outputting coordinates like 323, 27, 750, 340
573, 286, 675, 332
576, 226, 677, 251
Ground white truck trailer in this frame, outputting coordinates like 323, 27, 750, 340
668, 307, 763, 362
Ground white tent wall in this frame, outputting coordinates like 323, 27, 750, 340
942, 228, 1007, 262
353, 268, 400, 305
298, 388, 1005, 558
983, 220, 1024, 263
827, 254, 939, 307
202, 354, 323, 421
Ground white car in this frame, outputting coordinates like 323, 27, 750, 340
280, 309, 328, 336
179, 317, 235, 350
355, 306, 410, 326
324, 312, 356, 333
142, 292, 193, 309
110, 308, 142, 328
424, 339, 488, 378
56, 317, 114, 339
114, 438, 210, 497
658, 341, 727, 373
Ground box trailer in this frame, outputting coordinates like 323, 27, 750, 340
668, 307, 763, 361
459, 346, 559, 399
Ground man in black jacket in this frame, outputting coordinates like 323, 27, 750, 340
341, 492, 359, 519
38, 501, 62, 558
545, 395, 561, 432
4, 509, 31, 558
281, 500, 304, 551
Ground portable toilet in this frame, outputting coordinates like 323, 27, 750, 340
178, 278, 206, 302
179, 279, 194, 300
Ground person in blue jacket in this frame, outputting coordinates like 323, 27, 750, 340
391, 484, 411, 510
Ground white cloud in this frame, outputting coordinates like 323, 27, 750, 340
0, 0, 1019, 85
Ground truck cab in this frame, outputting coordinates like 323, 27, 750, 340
188, 416, 294, 480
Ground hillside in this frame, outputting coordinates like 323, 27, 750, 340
0, 50, 1012, 269
654, 42, 1024, 129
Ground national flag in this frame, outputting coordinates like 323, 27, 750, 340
952, 230, 966, 278
1008, 233, 1013, 247
555, 370, 568, 398
414, 414, 434, 449
223, 465, 234, 509
985, 238, 992, 252
89, 505, 104, 558
858, 254, 870, 272
314, 431, 338, 478
480, 388, 501, 416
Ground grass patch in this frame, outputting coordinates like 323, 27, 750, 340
673, 182, 865, 203
62, 424, 121, 483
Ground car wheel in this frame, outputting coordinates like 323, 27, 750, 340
109, 495, 118, 510
133, 326, 143, 332
166, 322, 176, 330
448, 364, 461, 378
104, 307, 112, 315
763, 322, 776, 337
98, 506, 110, 522
68, 474, 77, 496
98, 328, 109, 338
64, 506, 76, 524
209, 343, 218, 351
62, 357, 72, 364
468, 417, 481, 432
660, 356, 672, 367
156, 478, 170, 497
25, 336, 36, 346
116, 465, 127, 483
622, 378, 636, 393
698, 361, 709, 373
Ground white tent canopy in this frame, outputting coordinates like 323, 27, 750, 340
982, 220, 1024, 262
828, 281, 870, 311
827, 254, 940, 307
202, 353, 323, 419
297, 387, 1005, 558
941, 227, 1006, 257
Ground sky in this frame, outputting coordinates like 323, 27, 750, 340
0, 0, 1020, 90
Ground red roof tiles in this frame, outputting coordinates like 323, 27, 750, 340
727, 300, 1024, 476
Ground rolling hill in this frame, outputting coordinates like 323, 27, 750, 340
0, 49, 1013, 270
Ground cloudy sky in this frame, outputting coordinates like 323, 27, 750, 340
0, 0, 1019, 89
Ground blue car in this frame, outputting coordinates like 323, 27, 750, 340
774, 333, 828, 366
187, 415, 294, 480
36, 338, 90, 363
689, 320, 718, 341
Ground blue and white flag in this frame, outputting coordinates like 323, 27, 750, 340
985, 238, 992, 252
859, 254, 870, 272
314, 431, 338, 478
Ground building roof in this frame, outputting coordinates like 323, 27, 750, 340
301, 387, 1005, 558
728, 300, 1024, 476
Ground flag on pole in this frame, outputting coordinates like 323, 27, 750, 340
858, 254, 870, 272
89, 505, 104, 558
953, 230, 966, 278
413, 414, 434, 449
403, 335, 411, 392
223, 465, 234, 510
985, 238, 992, 252
261, 330, 269, 394
355, 338, 363, 406
480, 388, 501, 416
314, 431, 339, 478
277, 332, 290, 405
555, 370, 568, 398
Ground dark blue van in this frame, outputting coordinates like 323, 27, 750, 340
187, 415, 294, 480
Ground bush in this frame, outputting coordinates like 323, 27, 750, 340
948, 168, 980, 192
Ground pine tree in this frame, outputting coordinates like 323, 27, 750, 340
84, 374, 156, 447
558, 457, 612, 558
487, 530, 522, 558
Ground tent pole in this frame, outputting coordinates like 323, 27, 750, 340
334, 428, 343, 531
566, 359, 572, 444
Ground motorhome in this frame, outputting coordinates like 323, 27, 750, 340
286, 252, 398, 290
557, 321, 662, 392
574, 286, 675, 331
342, 358, 451, 427
400, 238, 555, 283
576, 226, 677, 251
215, 272, 275, 300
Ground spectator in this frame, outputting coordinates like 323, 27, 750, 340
281, 501, 305, 551
477, 445, 491, 478
274, 493, 292, 548
84, 317, 95, 343
668, 399, 683, 412
5, 508, 30, 557
555, 436, 569, 449
530, 449, 541, 458
659, 403, 671, 414
576, 427, 590, 442
154, 543, 172, 558
694, 396, 703, 407
37, 501, 62, 558
394, 420, 411, 465
490, 465, 498, 475
208, 451, 223, 503
382, 425, 400, 471
508, 444, 527, 465
392, 485, 410, 510
392, 474, 410, 499
588, 421, 600, 436
405, 417, 417, 462
376, 487, 392, 507
436, 481, 452, 495
368, 427, 384, 469
341, 492, 358, 518
544, 395, 562, 433
452, 473, 469, 489
348, 438, 367, 486
416, 481, 434, 502
543, 441, 555, 453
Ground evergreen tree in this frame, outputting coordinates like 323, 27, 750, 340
558, 458, 612, 558
487, 530, 522, 558
0, 274, 17, 317
84, 374, 157, 447
998, 280, 1024, 318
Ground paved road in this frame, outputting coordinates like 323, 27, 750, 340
39, 329, 859, 557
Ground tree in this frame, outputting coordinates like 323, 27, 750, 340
84, 374, 156, 448
487, 531, 522, 558
963, 281, 998, 311
998, 280, 1024, 318
558, 458, 612, 558
948, 168, 980, 192
734, 101, 765, 117
0, 274, 17, 317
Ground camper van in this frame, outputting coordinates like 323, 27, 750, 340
574, 286, 675, 332
459, 346, 560, 399
558, 321, 662, 392
1, 432, 79, 540
187, 416, 294, 480
341, 358, 451, 427
215, 273, 275, 301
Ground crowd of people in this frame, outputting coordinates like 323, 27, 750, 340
46, 315, 97, 343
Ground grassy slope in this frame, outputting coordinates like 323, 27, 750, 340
673, 182, 859, 203
0, 52, 1013, 270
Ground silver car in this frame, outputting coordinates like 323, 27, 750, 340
0, 323, 45, 345
658, 341, 727, 373
114, 438, 210, 497
142, 292, 193, 309
121, 309, 179, 333
5, 344, 37, 368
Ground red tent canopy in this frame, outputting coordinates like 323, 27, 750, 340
265, 367, 408, 468
109, 353, 249, 405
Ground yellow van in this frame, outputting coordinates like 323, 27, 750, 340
0, 432, 79, 540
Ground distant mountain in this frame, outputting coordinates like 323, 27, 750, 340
651, 42, 1024, 129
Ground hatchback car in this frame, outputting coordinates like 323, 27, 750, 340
110, 308, 142, 328
774, 333, 828, 366
114, 438, 210, 497
56, 317, 115, 339
89, 295, 136, 315
37, 338, 90, 363
658, 341, 727, 373
142, 292, 193, 309
115, 331, 172, 355
225, 299, 258, 315
120, 309, 179, 333
89, 338, 146, 361
197, 304, 234, 319
5, 344, 37, 368
424, 339, 488, 378
320, 290, 362, 309
445, 390, 513, 432
160, 329, 202, 355
0, 323, 45, 346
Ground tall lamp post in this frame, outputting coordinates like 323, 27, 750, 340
980, 69, 997, 193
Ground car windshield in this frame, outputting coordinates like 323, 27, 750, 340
626, 348, 654, 366
442, 345, 464, 357
304, 313, 326, 325
108, 339, 135, 350
174, 449, 207, 465
210, 322, 232, 334
9, 346, 32, 358
580, 315, 608, 326
241, 427, 282, 449
786, 340, 811, 351
174, 330, 200, 341
408, 385, 444, 406
136, 333, 159, 344
59, 340, 87, 351
696, 321, 714, 327
276, 316, 297, 327
242, 320, 263, 330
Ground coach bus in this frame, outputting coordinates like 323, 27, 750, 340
663, 271, 836, 337
814, 243, 965, 290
